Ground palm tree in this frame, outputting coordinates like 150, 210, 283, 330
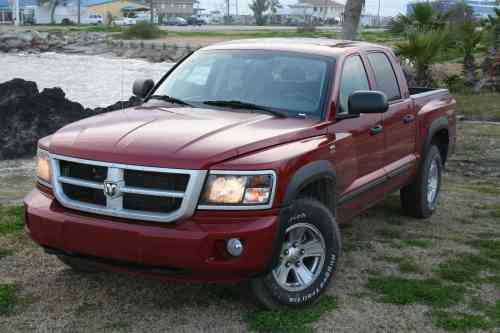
457, 20, 482, 87
268, 0, 282, 25
249, 0, 269, 26
342, 0, 364, 40
396, 30, 448, 87
486, 8, 500, 49
40, 0, 59, 24
388, 3, 448, 34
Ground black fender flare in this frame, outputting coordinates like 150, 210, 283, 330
259, 160, 337, 275
282, 160, 337, 206
421, 116, 449, 163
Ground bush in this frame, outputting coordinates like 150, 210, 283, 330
296, 24, 316, 33
122, 22, 163, 39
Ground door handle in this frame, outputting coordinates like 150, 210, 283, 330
370, 124, 383, 135
403, 114, 415, 124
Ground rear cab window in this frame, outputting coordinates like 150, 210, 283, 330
367, 52, 401, 102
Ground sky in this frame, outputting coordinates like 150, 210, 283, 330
198, 0, 410, 17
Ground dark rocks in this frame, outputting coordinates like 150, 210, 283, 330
0, 79, 139, 160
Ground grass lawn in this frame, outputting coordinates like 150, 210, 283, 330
454, 94, 500, 121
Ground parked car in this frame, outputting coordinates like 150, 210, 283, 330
113, 16, 136, 26
186, 16, 205, 25
84, 14, 103, 25
25, 39, 456, 309
164, 16, 188, 26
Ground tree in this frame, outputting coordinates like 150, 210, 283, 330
268, 0, 282, 24
486, 8, 500, 49
342, 0, 364, 40
40, 0, 59, 24
249, 0, 269, 26
388, 3, 448, 34
457, 20, 482, 87
396, 30, 447, 86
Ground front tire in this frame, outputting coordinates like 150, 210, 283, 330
250, 198, 341, 309
401, 145, 443, 218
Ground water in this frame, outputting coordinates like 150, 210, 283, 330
1, 52, 173, 108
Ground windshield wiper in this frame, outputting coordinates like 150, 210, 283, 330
202, 100, 287, 118
150, 95, 192, 107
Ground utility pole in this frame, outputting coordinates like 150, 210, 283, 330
77, 0, 81, 24
14, 0, 20, 25
377, 0, 381, 26
150, 0, 154, 23
236, 0, 238, 16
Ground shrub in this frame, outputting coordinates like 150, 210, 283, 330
122, 22, 163, 39
297, 24, 317, 33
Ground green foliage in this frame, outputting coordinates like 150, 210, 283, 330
399, 258, 421, 273
246, 295, 337, 332
366, 277, 465, 308
0, 248, 14, 259
396, 30, 448, 85
454, 93, 500, 121
121, 22, 164, 39
433, 310, 491, 331
249, 0, 270, 26
486, 8, 500, 48
0, 283, 16, 315
0, 206, 24, 235
401, 239, 433, 248
389, 3, 448, 34
437, 253, 497, 283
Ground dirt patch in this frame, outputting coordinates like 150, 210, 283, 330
0, 122, 499, 332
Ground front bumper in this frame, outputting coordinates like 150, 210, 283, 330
24, 188, 278, 283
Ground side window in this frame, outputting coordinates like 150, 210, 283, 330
338, 56, 370, 116
367, 52, 401, 101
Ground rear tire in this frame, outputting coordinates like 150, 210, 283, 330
400, 145, 443, 218
250, 198, 341, 310
57, 256, 101, 273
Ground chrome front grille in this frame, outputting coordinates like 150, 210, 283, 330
50, 154, 207, 223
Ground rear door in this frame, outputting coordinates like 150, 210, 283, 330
366, 51, 416, 175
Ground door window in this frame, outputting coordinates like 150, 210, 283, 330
367, 52, 401, 101
338, 56, 370, 116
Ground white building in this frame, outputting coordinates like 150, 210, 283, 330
288, 0, 344, 23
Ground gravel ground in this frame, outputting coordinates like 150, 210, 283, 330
0, 122, 499, 332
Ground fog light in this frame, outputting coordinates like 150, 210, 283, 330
226, 238, 243, 257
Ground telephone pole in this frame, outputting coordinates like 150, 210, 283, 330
14, 0, 20, 26
377, 0, 381, 26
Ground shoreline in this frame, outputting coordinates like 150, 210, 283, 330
0, 28, 198, 62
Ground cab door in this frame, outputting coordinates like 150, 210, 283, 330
366, 52, 417, 181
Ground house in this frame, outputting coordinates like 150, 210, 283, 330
152, 0, 194, 18
87, 0, 148, 18
288, 0, 344, 23
0, 0, 13, 23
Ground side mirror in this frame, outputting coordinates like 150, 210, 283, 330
348, 90, 389, 115
133, 79, 155, 99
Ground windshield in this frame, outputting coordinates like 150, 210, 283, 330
154, 50, 332, 117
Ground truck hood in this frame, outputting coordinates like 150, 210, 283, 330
48, 104, 324, 169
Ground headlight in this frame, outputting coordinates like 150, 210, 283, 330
36, 148, 52, 186
199, 171, 276, 209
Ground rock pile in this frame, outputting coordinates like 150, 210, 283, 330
0, 79, 141, 159
0, 29, 108, 53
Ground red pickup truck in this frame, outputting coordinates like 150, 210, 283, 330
24, 38, 456, 309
